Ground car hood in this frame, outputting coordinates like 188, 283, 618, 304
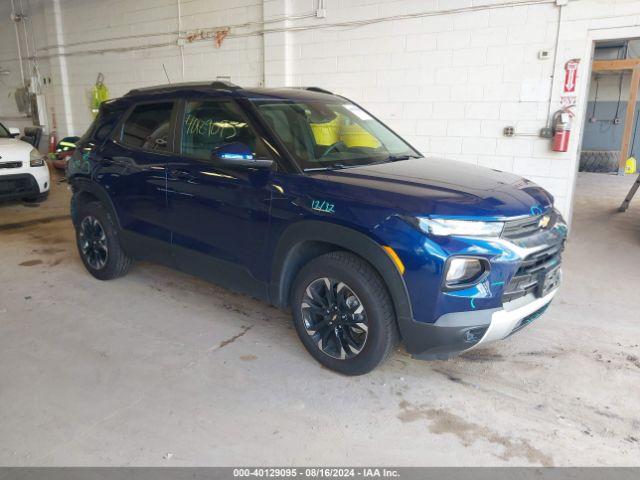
0, 138, 33, 162
310, 157, 554, 220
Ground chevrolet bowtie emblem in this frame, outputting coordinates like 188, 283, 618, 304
539, 215, 551, 228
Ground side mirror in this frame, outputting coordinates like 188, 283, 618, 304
8, 127, 20, 138
212, 142, 273, 168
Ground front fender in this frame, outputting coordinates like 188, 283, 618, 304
269, 220, 417, 345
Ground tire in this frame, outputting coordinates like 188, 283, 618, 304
579, 150, 619, 173
75, 201, 133, 280
291, 251, 399, 375
23, 192, 49, 203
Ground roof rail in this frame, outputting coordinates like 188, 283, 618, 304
125, 81, 241, 96
304, 86, 333, 95
211, 80, 241, 90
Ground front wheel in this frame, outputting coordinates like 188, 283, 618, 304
23, 192, 49, 203
291, 251, 398, 375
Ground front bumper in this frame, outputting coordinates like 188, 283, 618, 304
0, 159, 50, 201
476, 287, 557, 345
409, 286, 559, 360
0, 173, 45, 201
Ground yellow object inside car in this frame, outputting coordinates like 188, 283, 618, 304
310, 115, 380, 148
340, 123, 381, 148
310, 116, 341, 146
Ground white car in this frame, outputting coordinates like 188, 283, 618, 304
0, 122, 50, 203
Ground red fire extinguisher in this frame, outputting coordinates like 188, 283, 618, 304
552, 109, 571, 152
48, 130, 57, 154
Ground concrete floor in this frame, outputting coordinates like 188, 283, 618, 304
0, 170, 639, 466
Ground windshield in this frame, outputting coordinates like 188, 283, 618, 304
0, 123, 11, 139
250, 99, 420, 170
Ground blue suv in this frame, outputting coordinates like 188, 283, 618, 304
68, 82, 567, 375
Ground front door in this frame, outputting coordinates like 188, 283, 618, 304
166, 97, 276, 297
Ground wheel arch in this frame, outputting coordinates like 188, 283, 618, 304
269, 221, 414, 333
70, 178, 120, 229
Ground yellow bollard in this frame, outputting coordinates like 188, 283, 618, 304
625, 157, 637, 174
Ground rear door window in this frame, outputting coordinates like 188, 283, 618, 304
121, 102, 174, 152
181, 100, 272, 161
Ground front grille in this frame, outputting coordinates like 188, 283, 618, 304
502, 242, 563, 303
501, 209, 559, 240
0, 175, 36, 195
0, 161, 22, 169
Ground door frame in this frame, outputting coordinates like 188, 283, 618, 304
566, 25, 640, 226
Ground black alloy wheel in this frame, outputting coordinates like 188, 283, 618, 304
291, 251, 399, 375
301, 277, 369, 360
78, 215, 109, 270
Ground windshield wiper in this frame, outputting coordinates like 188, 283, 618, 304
386, 154, 421, 162
365, 154, 421, 166
304, 163, 352, 172
303, 155, 421, 172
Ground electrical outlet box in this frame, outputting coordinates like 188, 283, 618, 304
538, 50, 551, 60
503, 126, 515, 137
540, 127, 554, 138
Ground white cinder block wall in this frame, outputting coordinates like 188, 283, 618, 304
2, 0, 640, 220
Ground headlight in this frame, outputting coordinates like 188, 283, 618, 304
444, 257, 488, 289
29, 149, 45, 167
417, 217, 504, 237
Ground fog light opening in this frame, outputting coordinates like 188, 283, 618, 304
464, 327, 487, 344
444, 257, 489, 290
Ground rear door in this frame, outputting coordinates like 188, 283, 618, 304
95, 101, 177, 257
166, 96, 276, 296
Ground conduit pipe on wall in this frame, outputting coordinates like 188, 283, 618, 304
19, 1, 31, 73
10, 0, 25, 86
36, 11, 318, 54
545, 1, 565, 128
177, 0, 184, 80
27, 0, 559, 60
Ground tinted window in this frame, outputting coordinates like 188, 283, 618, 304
122, 102, 174, 151
0, 123, 10, 138
95, 108, 125, 142
181, 100, 271, 160
81, 104, 127, 143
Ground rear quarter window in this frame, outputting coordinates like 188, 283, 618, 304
121, 102, 174, 152
79, 103, 127, 144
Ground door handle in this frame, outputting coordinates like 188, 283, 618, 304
170, 168, 192, 179
101, 158, 127, 169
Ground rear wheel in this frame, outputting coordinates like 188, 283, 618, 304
291, 251, 398, 375
75, 201, 133, 280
